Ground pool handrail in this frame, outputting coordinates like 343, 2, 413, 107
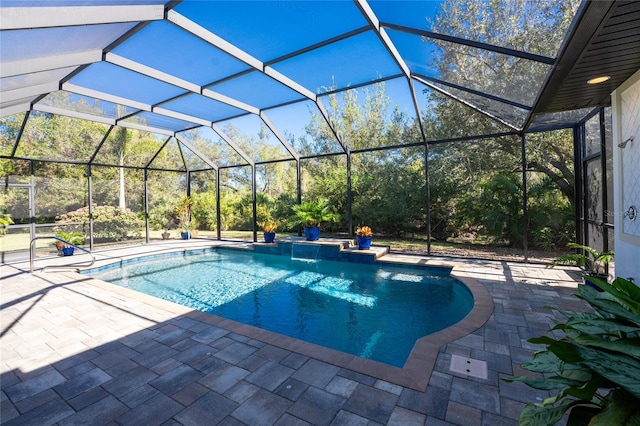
29, 236, 95, 273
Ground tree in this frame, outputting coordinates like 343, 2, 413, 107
425, 0, 579, 195
421, 0, 580, 245
113, 126, 131, 209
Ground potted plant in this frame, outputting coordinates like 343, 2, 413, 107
504, 276, 640, 425
259, 221, 277, 243
547, 242, 614, 291
161, 230, 171, 240
179, 211, 192, 240
292, 199, 339, 241
176, 196, 193, 240
355, 225, 373, 250
55, 230, 85, 256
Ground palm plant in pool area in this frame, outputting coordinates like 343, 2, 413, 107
292, 199, 339, 241
504, 276, 640, 425
547, 242, 614, 278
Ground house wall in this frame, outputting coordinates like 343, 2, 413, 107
612, 69, 640, 283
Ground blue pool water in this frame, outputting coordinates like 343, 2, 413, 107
83, 249, 473, 367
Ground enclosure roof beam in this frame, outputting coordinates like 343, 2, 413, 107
201, 89, 260, 115
355, 0, 410, 77
413, 75, 520, 132
145, 136, 173, 169
152, 107, 211, 128
175, 140, 188, 171
167, 11, 263, 73
117, 121, 174, 136
88, 126, 114, 165
259, 111, 300, 162
381, 22, 555, 65
210, 124, 254, 167
0, 100, 32, 118
2, 82, 61, 106
60, 83, 224, 134
413, 74, 532, 111
34, 104, 116, 126
63, 82, 152, 112
174, 133, 219, 171
1, 51, 102, 79
167, 9, 347, 154
1, 4, 165, 30
105, 53, 260, 115
354, 0, 429, 149
106, 53, 200, 93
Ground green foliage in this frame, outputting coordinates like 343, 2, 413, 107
54, 230, 85, 246
548, 242, 614, 276
429, 0, 580, 104
352, 149, 426, 237
175, 196, 194, 232
421, 0, 579, 246
467, 173, 524, 246
148, 195, 179, 231
504, 277, 640, 425
0, 213, 14, 235
291, 199, 339, 228
190, 192, 217, 231
273, 193, 298, 228
55, 205, 142, 241
528, 178, 574, 250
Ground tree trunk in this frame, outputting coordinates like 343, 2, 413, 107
119, 154, 126, 209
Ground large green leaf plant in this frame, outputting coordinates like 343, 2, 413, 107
505, 276, 640, 425
291, 199, 339, 228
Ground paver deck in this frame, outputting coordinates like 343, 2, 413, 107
1, 240, 587, 425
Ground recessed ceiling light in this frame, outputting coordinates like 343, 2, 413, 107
587, 76, 611, 85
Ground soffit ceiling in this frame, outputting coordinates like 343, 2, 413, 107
1, 0, 638, 169
533, 0, 640, 116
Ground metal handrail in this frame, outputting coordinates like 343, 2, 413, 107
30, 236, 95, 273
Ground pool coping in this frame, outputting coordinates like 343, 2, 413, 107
63, 243, 494, 392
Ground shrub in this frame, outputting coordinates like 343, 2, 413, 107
191, 192, 217, 231
504, 276, 640, 425
55, 205, 142, 241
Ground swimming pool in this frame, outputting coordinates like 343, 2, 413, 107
83, 248, 474, 367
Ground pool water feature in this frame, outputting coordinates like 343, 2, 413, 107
83, 248, 474, 367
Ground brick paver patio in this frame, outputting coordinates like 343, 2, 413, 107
1, 240, 586, 425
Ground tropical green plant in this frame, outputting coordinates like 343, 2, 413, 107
55, 230, 85, 246
548, 242, 614, 276
504, 276, 640, 425
175, 196, 194, 232
291, 199, 339, 228
0, 213, 13, 236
